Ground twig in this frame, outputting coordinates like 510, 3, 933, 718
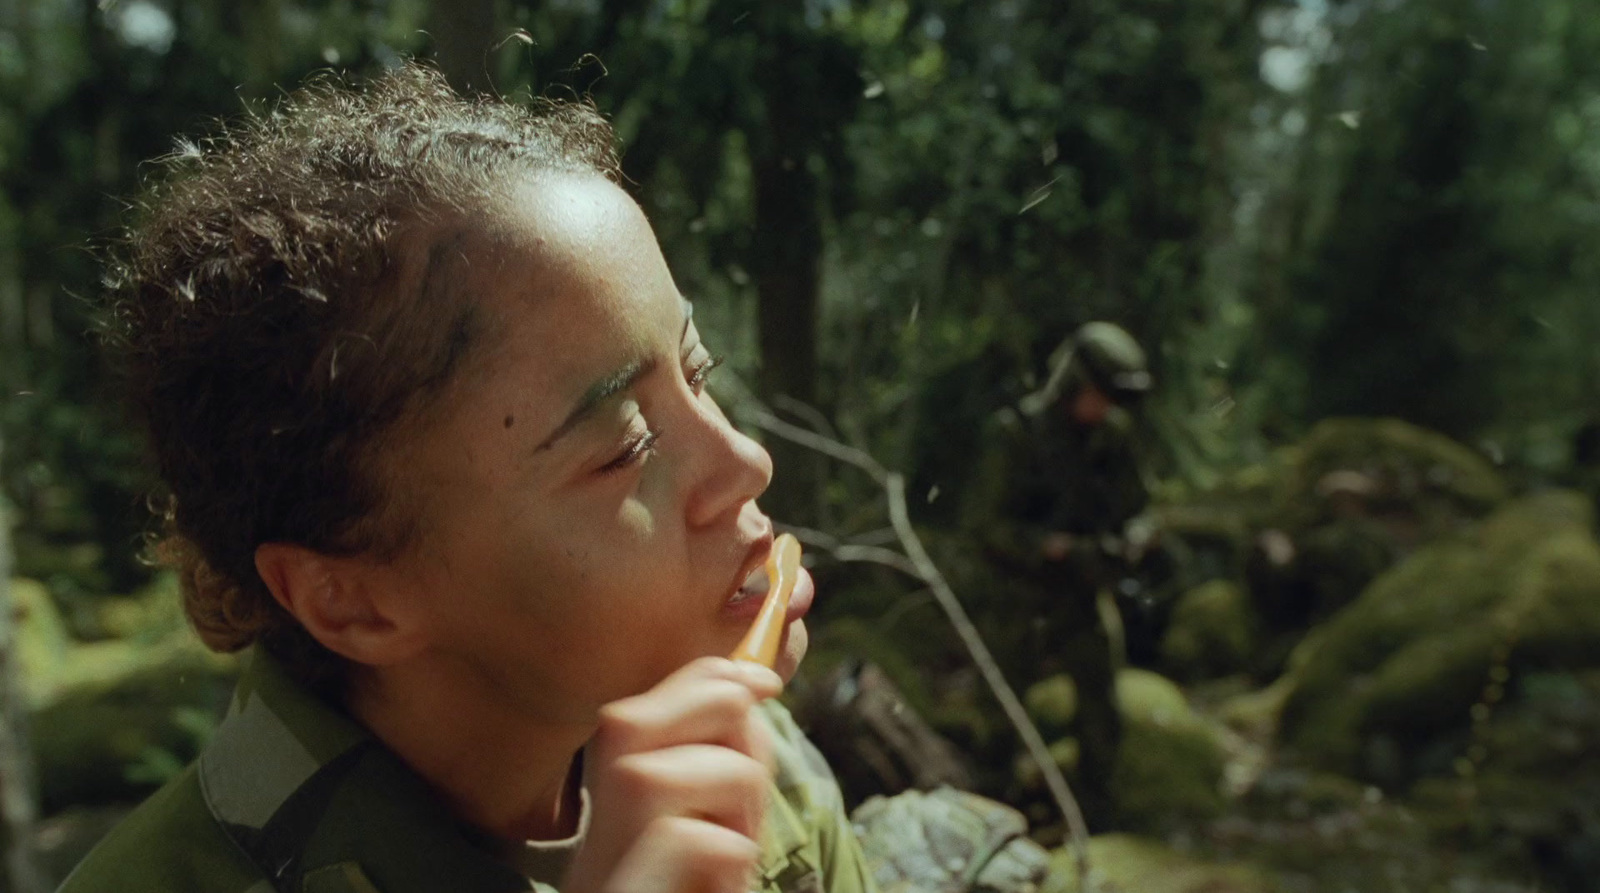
745, 407, 1096, 890
771, 394, 842, 442
831, 544, 922, 578
773, 523, 922, 576
746, 409, 889, 484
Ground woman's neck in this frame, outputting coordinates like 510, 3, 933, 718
346, 657, 593, 842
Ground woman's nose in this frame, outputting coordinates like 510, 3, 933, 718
684, 397, 773, 529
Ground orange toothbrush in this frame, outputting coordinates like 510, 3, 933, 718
728, 533, 802, 668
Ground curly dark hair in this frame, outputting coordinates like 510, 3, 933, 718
107, 63, 621, 690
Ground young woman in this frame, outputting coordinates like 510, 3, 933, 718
62, 65, 871, 893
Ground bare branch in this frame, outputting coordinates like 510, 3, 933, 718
744, 409, 890, 484
883, 473, 1094, 877
778, 524, 923, 578
749, 401, 1095, 889
831, 544, 922, 578
771, 393, 842, 441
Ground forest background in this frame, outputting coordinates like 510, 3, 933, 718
3, 0, 1600, 891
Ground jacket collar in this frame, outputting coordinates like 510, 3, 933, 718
199, 648, 529, 893
199, 650, 809, 893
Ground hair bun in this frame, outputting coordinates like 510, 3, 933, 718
157, 533, 281, 653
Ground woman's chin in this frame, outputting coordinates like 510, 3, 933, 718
772, 619, 809, 685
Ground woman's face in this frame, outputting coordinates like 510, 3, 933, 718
374, 172, 811, 725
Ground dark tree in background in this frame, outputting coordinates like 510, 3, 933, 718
541, 2, 864, 528
1255, 0, 1600, 454
401, 1, 864, 527
425, 0, 498, 94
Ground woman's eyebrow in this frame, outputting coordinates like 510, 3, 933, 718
534, 355, 659, 452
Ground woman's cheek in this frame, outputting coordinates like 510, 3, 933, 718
616, 494, 657, 534
774, 620, 809, 684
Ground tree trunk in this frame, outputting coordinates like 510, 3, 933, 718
0, 435, 43, 893
428, 0, 502, 95
751, 149, 824, 527
746, 11, 830, 528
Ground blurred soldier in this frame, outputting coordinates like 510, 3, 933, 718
1013, 321, 1153, 550
973, 321, 1152, 830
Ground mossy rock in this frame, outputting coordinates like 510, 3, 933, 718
1281, 490, 1600, 782
1024, 674, 1079, 738
1115, 668, 1191, 725
1272, 517, 1398, 626
1283, 417, 1508, 521
1111, 669, 1227, 832
1159, 580, 1257, 681
1043, 834, 1281, 893
13, 577, 75, 698
1414, 670, 1600, 883
12, 572, 241, 812
1216, 672, 1296, 741
94, 572, 188, 641
14, 572, 211, 709
33, 652, 238, 813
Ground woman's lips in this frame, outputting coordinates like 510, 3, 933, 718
723, 564, 815, 624
783, 566, 815, 622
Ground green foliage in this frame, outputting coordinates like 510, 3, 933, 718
799, 615, 937, 719
0, 0, 432, 596
31, 654, 236, 813
1254, 0, 1600, 445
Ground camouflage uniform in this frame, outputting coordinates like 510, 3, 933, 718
987, 323, 1152, 565
57, 649, 878, 893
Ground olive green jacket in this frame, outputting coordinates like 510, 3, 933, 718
58, 650, 877, 893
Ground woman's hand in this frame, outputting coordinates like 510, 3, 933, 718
563, 657, 782, 893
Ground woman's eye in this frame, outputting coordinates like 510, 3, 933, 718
686, 354, 724, 395
599, 426, 661, 474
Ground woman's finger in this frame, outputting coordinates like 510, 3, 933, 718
601, 816, 761, 893
593, 658, 778, 761
603, 744, 771, 839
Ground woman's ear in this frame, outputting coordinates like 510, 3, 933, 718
254, 542, 428, 666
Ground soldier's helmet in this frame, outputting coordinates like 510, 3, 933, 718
1071, 321, 1152, 401
1020, 321, 1151, 417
